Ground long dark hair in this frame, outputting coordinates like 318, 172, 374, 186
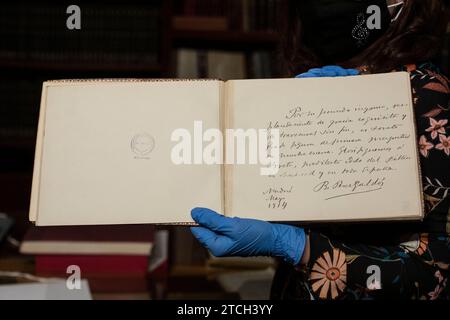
279, 0, 448, 76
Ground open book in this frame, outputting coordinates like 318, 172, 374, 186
30, 72, 423, 226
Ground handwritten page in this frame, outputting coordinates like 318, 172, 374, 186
225, 72, 423, 222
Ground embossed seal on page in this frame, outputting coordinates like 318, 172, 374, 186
131, 133, 155, 158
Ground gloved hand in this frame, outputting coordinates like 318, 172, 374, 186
190, 208, 306, 265
296, 65, 359, 78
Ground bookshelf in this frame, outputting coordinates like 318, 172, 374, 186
0, 0, 283, 142
0, 1, 174, 241
173, 30, 279, 48
0, 1, 283, 298
170, 0, 283, 76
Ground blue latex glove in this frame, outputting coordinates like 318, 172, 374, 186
296, 65, 359, 78
190, 208, 306, 265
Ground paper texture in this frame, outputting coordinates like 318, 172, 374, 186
225, 72, 423, 222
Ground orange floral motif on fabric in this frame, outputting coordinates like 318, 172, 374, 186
310, 248, 347, 299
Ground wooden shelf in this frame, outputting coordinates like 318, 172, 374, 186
0, 59, 165, 74
173, 30, 279, 49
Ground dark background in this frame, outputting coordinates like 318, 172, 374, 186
0, 0, 449, 299
0, 0, 290, 299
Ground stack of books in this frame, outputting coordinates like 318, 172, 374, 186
176, 48, 276, 80
20, 225, 154, 299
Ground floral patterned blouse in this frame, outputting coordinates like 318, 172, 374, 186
271, 63, 450, 300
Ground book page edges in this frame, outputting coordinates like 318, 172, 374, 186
223, 81, 234, 216
20, 241, 153, 256
29, 82, 50, 223
219, 82, 226, 216
405, 71, 426, 220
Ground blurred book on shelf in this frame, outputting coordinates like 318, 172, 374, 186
20, 225, 154, 255
207, 50, 246, 79
249, 51, 276, 79
177, 48, 247, 79
20, 225, 154, 295
176, 48, 276, 80
35, 255, 149, 275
